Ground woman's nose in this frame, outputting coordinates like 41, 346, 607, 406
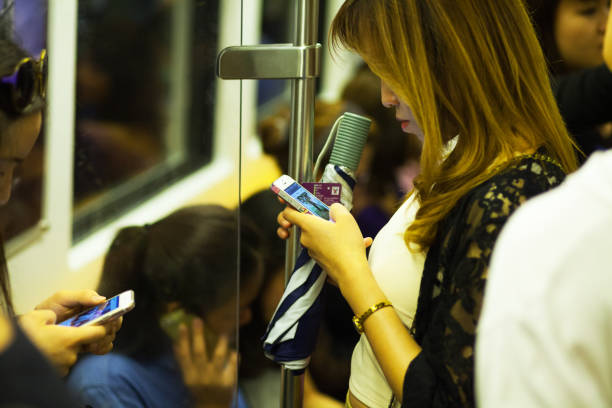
380, 81, 399, 108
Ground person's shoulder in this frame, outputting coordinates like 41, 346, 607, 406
502, 150, 612, 243
492, 154, 564, 193
463, 154, 565, 217
482, 151, 612, 325
487, 150, 612, 284
456, 155, 562, 221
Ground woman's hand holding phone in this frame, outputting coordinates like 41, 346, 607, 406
34, 289, 107, 322
278, 203, 373, 287
173, 317, 238, 408
18, 289, 123, 375
36, 289, 123, 354
18, 310, 114, 376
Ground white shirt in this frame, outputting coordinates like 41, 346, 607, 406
349, 194, 426, 408
476, 150, 612, 408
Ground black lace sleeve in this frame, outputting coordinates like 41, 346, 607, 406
402, 158, 565, 408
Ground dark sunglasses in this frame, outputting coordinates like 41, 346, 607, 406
0, 49, 47, 115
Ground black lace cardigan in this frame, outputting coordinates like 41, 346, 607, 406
401, 155, 566, 408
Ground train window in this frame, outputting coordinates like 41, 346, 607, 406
72, 0, 218, 242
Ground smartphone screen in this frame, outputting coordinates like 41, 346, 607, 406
58, 296, 120, 327
284, 181, 330, 219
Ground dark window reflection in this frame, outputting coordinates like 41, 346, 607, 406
73, 0, 218, 242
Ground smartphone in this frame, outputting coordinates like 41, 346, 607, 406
271, 175, 330, 220
159, 308, 193, 340
58, 290, 135, 327
160, 309, 226, 354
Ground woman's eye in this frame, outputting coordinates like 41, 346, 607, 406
578, 7, 597, 16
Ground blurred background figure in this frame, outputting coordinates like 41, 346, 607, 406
68, 205, 264, 408
527, 0, 612, 157
529, 0, 608, 75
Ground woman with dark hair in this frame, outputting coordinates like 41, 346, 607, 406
68, 204, 264, 408
277, 0, 578, 407
526, 0, 612, 157
528, 0, 608, 75
0, 8, 120, 407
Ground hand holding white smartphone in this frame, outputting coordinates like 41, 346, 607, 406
271, 175, 331, 220
57, 290, 135, 327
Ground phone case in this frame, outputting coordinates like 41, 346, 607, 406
271, 176, 330, 219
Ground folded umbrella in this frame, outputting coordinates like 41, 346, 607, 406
262, 164, 356, 372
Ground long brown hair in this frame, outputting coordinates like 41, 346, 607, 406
331, 0, 578, 249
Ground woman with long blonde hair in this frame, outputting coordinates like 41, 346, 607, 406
277, 0, 578, 407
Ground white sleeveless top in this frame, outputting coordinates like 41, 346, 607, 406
348, 194, 426, 408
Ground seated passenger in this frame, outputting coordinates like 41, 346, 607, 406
67, 205, 264, 408
238, 190, 344, 408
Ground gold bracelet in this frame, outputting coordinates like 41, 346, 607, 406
352, 301, 392, 334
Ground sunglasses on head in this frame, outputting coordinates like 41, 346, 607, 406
0, 49, 47, 115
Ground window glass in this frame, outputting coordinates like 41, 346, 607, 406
73, 0, 219, 241
257, 0, 328, 112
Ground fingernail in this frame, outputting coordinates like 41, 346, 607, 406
93, 295, 106, 301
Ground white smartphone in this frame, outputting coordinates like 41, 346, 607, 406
271, 174, 330, 220
57, 290, 135, 327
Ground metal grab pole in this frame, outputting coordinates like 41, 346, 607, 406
217, 1, 320, 406
282, 1, 319, 407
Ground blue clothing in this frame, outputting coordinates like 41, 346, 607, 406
67, 351, 250, 408
67, 352, 191, 408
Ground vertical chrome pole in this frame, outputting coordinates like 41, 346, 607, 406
282, 1, 318, 408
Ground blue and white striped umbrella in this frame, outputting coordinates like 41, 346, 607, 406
262, 164, 356, 372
